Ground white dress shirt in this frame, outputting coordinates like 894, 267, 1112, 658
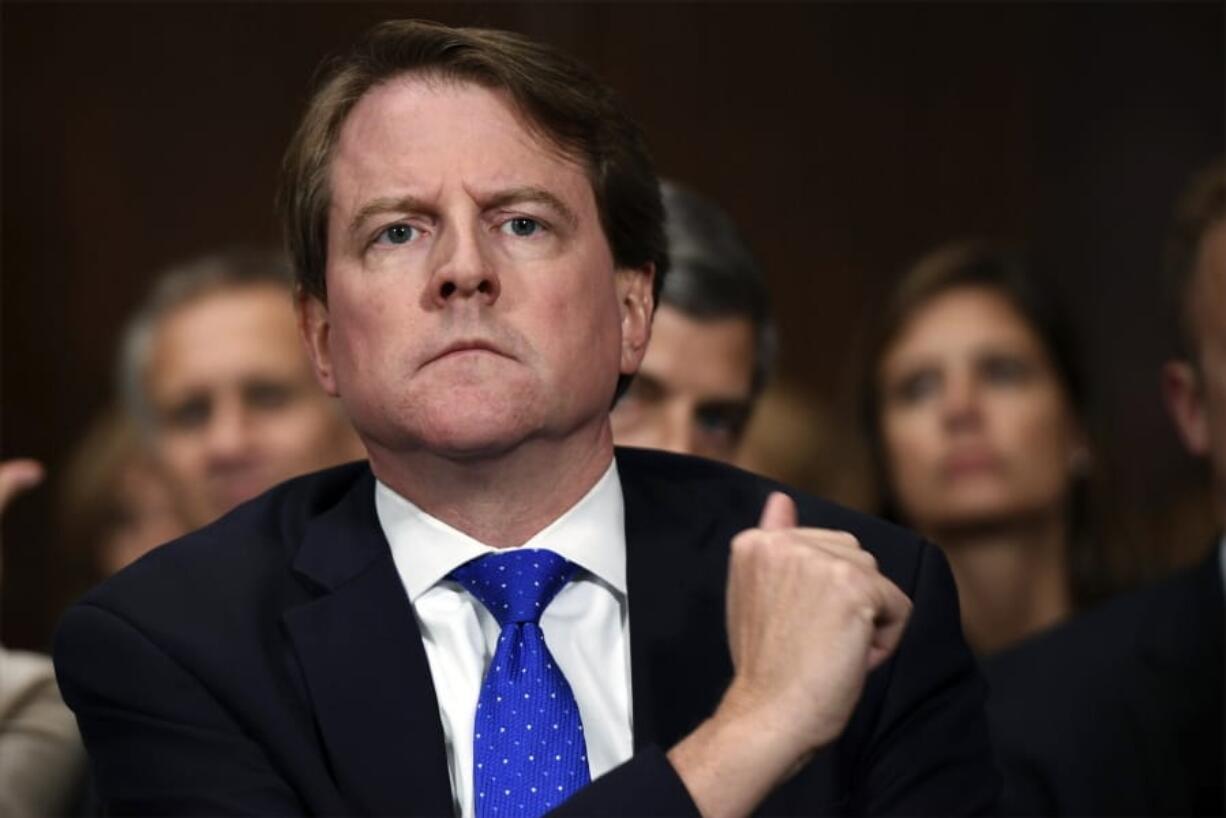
375, 461, 634, 818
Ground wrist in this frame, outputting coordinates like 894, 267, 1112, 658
719, 677, 841, 756
667, 683, 825, 818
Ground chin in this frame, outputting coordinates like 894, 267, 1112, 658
411, 397, 544, 459
932, 495, 1054, 532
419, 425, 532, 459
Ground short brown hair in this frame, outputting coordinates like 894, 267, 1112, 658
278, 19, 668, 304
1165, 159, 1226, 361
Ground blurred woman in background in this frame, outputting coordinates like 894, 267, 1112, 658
60, 406, 186, 582
858, 241, 1106, 654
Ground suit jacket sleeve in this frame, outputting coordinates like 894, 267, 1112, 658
54, 602, 306, 816
850, 540, 999, 815
560, 541, 997, 817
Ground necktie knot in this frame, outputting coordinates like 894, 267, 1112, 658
449, 548, 578, 627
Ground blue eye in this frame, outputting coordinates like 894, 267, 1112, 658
503, 217, 541, 237
377, 223, 416, 245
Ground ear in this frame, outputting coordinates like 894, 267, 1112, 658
296, 289, 340, 397
1162, 359, 1210, 456
615, 262, 655, 376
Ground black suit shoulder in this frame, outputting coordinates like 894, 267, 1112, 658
614, 446, 929, 588
75, 460, 371, 628
985, 551, 1225, 816
988, 552, 1221, 686
54, 461, 378, 815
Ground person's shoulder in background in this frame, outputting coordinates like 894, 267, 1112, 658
985, 550, 1224, 816
0, 645, 88, 817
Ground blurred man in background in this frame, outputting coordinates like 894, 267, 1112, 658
611, 180, 774, 463
119, 248, 365, 531
985, 160, 1225, 816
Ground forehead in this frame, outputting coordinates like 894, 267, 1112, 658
641, 305, 756, 389
329, 75, 594, 210
148, 285, 306, 393
887, 286, 1041, 361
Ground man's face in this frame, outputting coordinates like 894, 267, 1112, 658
1166, 220, 1226, 514
301, 77, 652, 468
611, 304, 756, 463
146, 284, 364, 528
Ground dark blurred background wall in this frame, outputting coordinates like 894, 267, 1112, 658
3, 1, 1223, 649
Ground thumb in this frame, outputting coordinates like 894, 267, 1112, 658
758, 490, 797, 531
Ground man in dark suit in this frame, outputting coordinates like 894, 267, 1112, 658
985, 160, 1226, 816
54, 20, 997, 816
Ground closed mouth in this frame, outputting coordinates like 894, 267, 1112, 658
426, 339, 510, 365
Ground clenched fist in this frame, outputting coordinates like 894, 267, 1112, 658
668, 491, 913, 818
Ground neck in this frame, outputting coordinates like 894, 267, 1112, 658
367, 422, 616, 548
927, 509, 1073, 655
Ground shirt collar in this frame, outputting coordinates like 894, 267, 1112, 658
375, 460, 626, 602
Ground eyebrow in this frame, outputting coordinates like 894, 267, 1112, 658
481, 186, 579, 230
347, 186, 580, 239
347, 194, 435, 238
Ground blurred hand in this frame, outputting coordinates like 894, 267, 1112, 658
0, 458, 45, 516
668, 491, 913, 818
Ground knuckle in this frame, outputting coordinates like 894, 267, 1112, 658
762, 530, 799, 558
836, 531, 862, 550
827, 558, 859, 585
730, 532, 759, 562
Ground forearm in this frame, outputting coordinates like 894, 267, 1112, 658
668, 718, 789, 817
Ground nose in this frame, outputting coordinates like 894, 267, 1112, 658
941, 372, 983, 432
430, 223, 500, 307
203, 396, 254, 466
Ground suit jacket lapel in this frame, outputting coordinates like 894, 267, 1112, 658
282, 468, 455, 817
618, 449, 742, 752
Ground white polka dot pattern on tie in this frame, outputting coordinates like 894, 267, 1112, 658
450, 549, 591, 817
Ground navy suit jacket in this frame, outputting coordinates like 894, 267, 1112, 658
55, 448, 998, 815
985, 548, 1225, 816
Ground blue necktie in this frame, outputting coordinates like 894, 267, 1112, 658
450, 549, 591, 818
